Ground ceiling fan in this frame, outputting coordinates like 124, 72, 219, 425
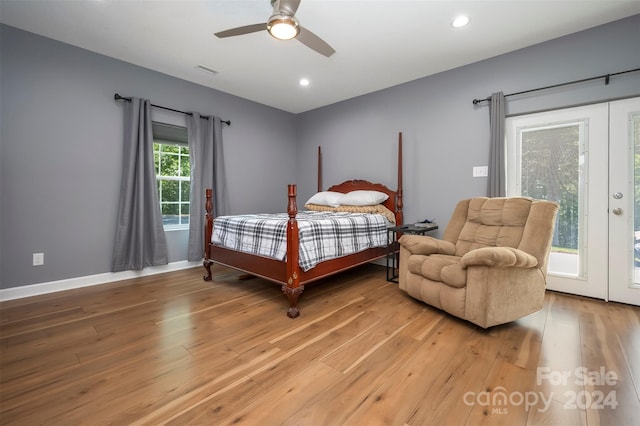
214, 0, 335, 57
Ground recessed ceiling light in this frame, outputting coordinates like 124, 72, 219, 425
451, 15, 470, 28
299, 78, 310, 86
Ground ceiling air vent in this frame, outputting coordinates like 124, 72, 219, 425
195, 65, 218, 76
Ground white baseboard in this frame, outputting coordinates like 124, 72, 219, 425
0, 260, 202, 302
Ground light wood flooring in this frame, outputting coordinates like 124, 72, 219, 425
1, 264, 639, 425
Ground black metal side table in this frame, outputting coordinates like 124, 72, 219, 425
386, 224, 438, 283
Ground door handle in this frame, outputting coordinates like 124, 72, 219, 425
612, 208, 623, 215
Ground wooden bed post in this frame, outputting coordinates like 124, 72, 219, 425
318, 146, 322, 192
203, 188, 214, 281
283, 184, 303, 318
396, 132, 404, 225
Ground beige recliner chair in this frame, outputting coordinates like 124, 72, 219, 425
398, 197, 559, 328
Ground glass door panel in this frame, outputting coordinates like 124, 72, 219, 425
518, 123, 584, 278
635, 112, 640, 286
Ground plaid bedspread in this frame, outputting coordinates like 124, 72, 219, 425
212, 211, 388, 271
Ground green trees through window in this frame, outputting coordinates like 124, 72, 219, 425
520, 124, 580, 251
152, 122, 190, 229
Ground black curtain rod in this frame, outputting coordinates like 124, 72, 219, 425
114, 93, 231, 126
472, 67, 640, 105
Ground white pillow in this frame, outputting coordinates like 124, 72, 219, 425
339, 190, 389, 206
305, 191, 344, 207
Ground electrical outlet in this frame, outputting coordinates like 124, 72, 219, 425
473, 166, 488, 177
33, 253, 44, 266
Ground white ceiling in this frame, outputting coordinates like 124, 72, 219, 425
1, 1, 639, 114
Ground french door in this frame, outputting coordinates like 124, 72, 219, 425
609, 98, 640, 304
506, 97, 640, 306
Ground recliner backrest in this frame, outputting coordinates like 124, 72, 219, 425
454, 197, 531, 255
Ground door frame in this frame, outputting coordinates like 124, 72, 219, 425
506, 103, 609, 300
608, 97, 640, 305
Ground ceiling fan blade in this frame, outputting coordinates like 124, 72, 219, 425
278, 0, 301, 16
297, 26, 335, 57
215, 23, 266, 38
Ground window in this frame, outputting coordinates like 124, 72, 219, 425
152, 122, 190, 230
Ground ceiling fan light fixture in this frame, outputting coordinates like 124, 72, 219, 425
267, 14, 300, 40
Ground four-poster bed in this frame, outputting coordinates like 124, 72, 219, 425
203, 133, 404, 317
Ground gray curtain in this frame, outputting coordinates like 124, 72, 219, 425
112, 98, 168, 271
487, 91, 506, 197
187, 113, 228, 261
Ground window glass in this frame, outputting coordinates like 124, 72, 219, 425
508, 120, 587, 278
153, 122, 190, 229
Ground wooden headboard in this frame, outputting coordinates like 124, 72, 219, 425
321, 132, 404, 225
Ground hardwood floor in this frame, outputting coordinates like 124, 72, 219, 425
1, 264, 639, 425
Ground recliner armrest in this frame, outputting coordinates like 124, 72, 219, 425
398, 235, 456, 256
460, 247, 538, 268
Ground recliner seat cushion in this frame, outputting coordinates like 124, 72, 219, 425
408, 254, 466, 288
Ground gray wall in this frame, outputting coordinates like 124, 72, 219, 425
0, 24, 296, 289
2, 15, 640, 290
296, 14, 640, 233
